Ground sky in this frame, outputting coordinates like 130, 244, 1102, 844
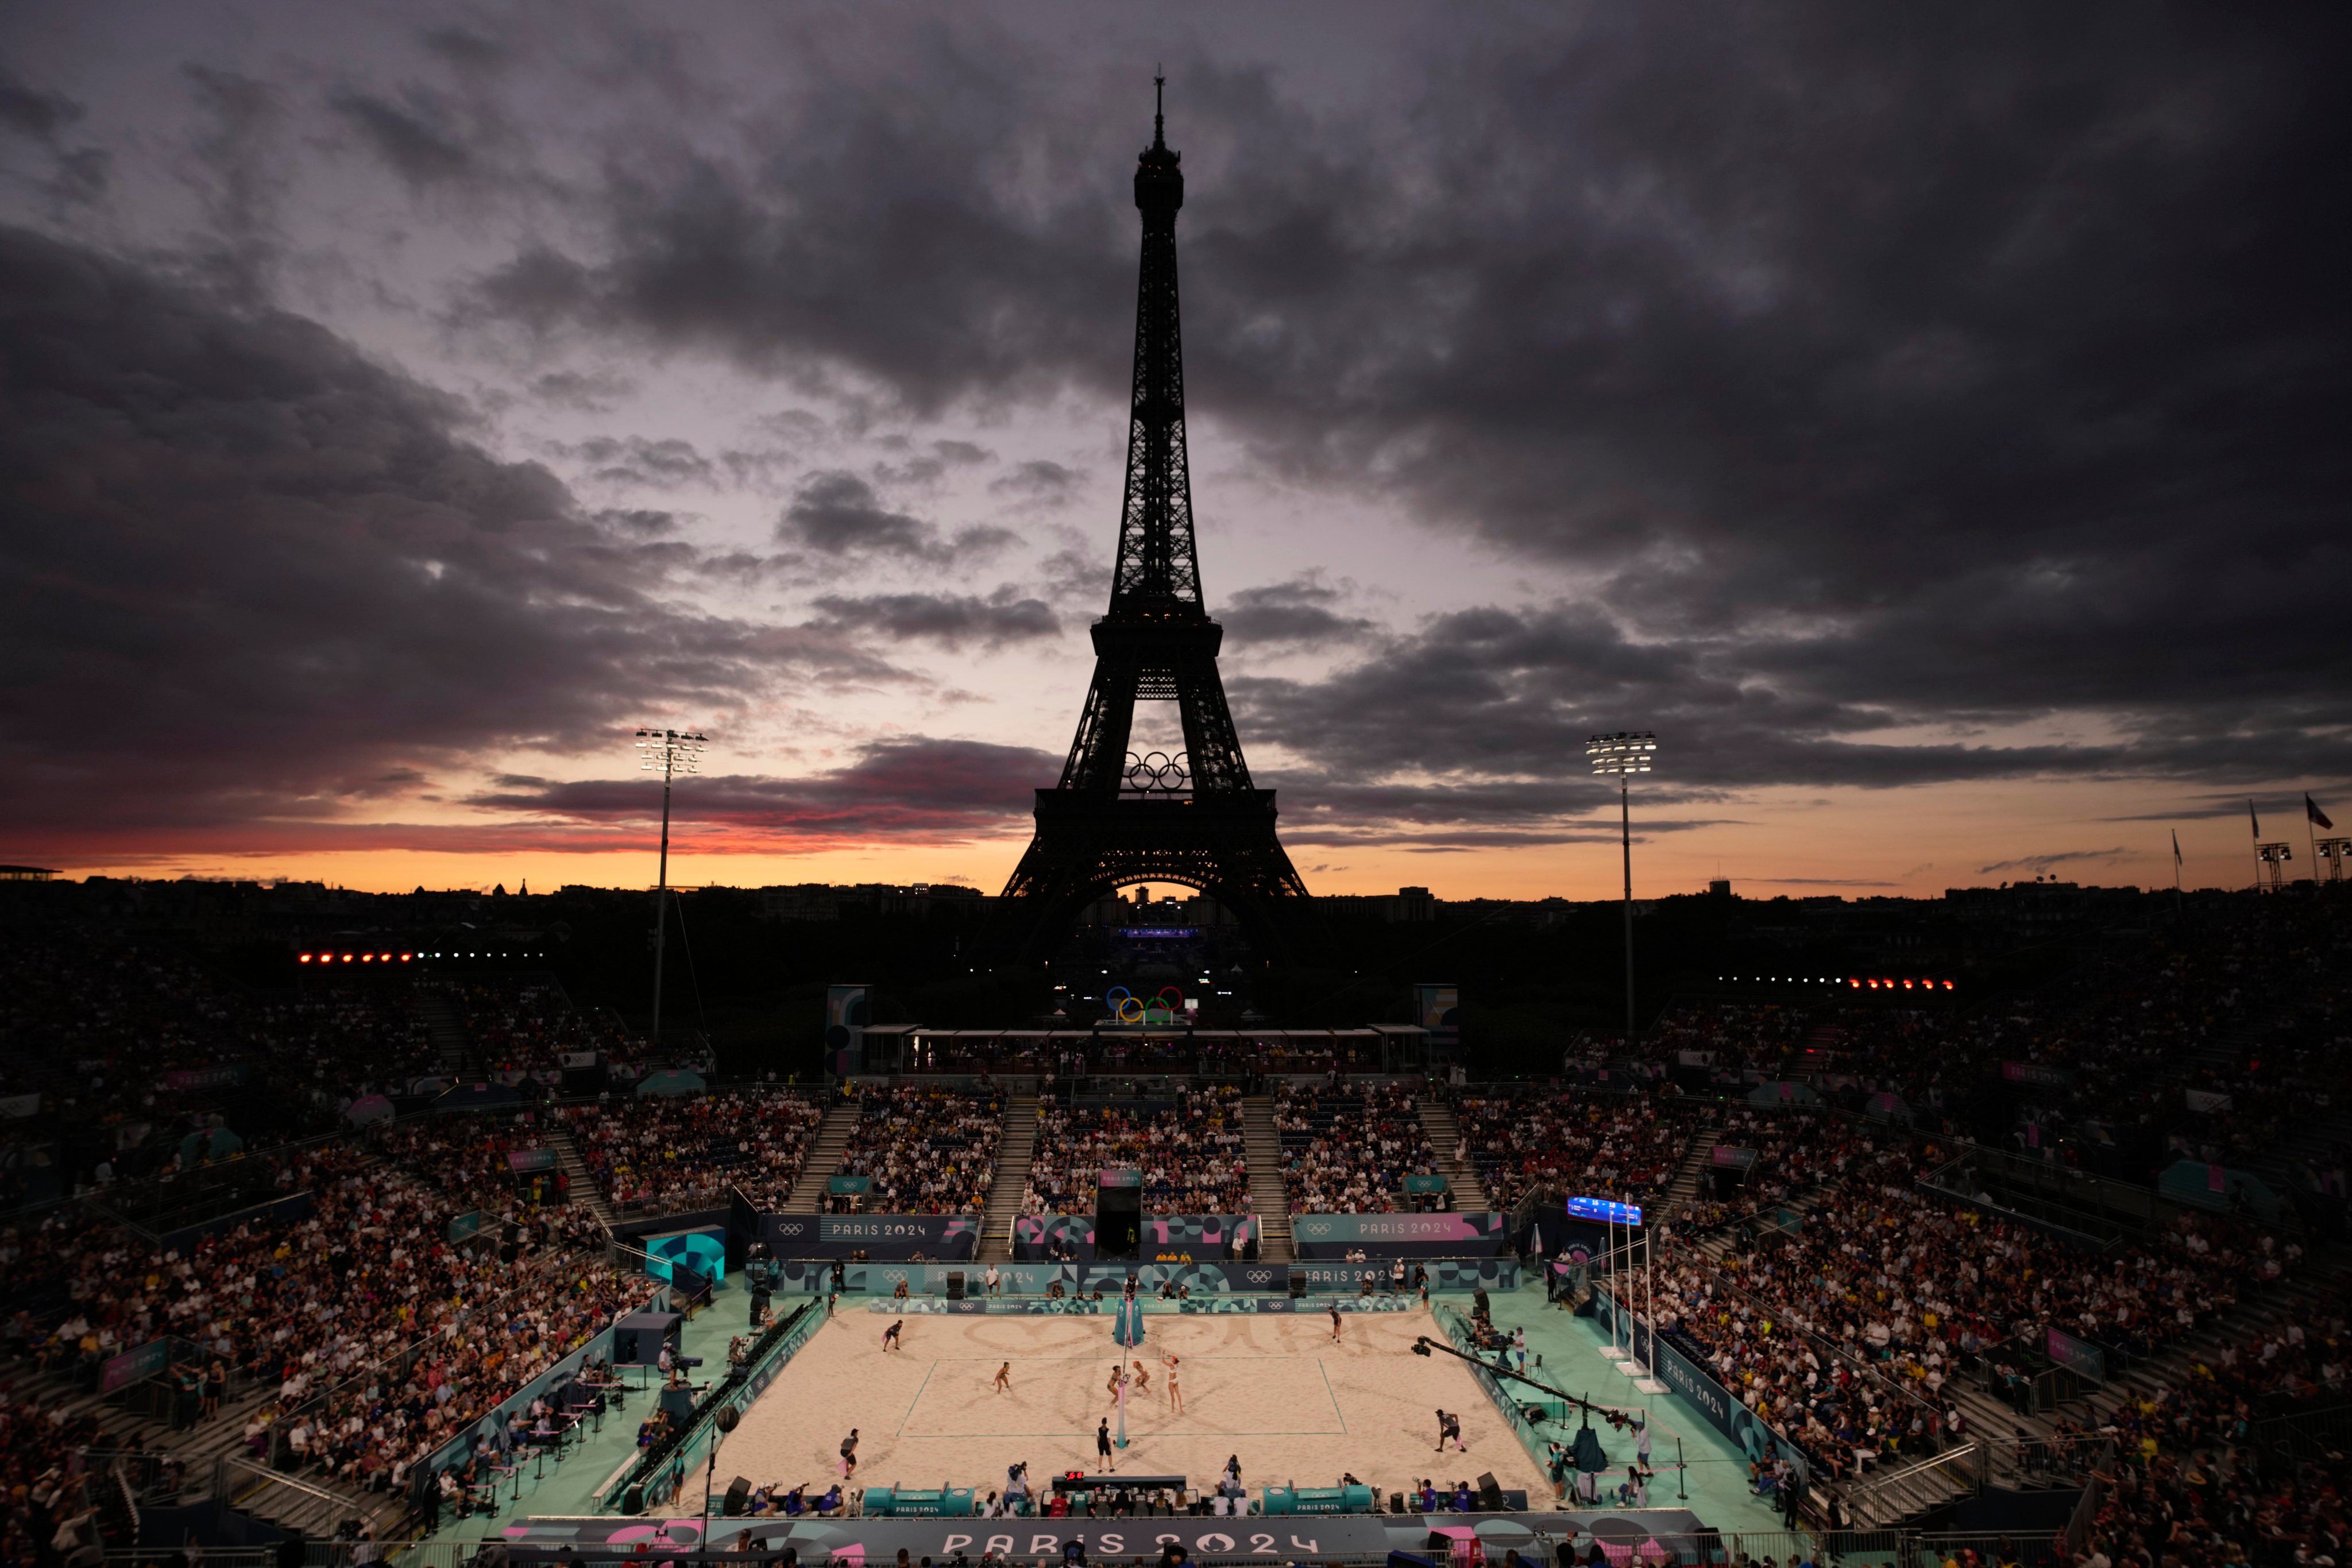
1, 3, 2346, 901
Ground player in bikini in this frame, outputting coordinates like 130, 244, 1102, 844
1104, 1364, 1126, 1409
1163, 1353, 1183, 1413
1328, 1302, 1343, 1343
993, 1361, 1012, 1393
881, 1320, 904, 1352
1130, 1361, 1151, 1399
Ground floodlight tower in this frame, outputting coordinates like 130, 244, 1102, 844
1587, 732, 1658, 1049
2318, 839, 2350, 885
636, 727, 708, 1043
2256, 842, 2293, 894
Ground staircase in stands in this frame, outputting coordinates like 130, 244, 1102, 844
1415, 1098, 1491, 1211
780, 1097, 863, 1212
976, 1097, 1042, 1262
550, 1122, 618, 1229
1660, 1114, 1721, 1223
416, 987, 469, 1075
1239, 1096, 1294, 1260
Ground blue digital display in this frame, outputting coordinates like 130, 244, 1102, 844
1564, 1196, 1643, 1227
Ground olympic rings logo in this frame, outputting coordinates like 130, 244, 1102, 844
1103, 984, 1188, 1025
1122, 750, 1189, 794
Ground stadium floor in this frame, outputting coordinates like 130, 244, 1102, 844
726, 1303, 1550, 1505
1482, 1286, 1786, 1534
418, 1280, 1784, 1543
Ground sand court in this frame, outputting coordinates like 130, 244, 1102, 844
723, 1307, 1549, 1504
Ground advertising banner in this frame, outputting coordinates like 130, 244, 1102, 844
771, 1257, 1513, 1299
506, 1149, 557, 1173
2046, 1326, 2108, 1382
499, 1506, 1710, 1562
2002, 1061, 2073, 1087
99, 1338, 173, 1393
759, 1214, 979, 1260
1415, 983, 1461, 1046
161, 1064, 249, 1092
1288, 1211, 1506, 1258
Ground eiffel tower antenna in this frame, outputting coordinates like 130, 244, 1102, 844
997, 82, 1317, 965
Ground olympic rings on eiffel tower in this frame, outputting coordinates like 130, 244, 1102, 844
1103, 983, 1188, 1025
1122, 750, 1189, 794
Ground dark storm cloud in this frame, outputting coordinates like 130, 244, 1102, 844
454, 5, 2349, 801
990, 459, 1082, 503
179, 65, 285, 299
1220, 576, 1374, 650
0, 68, 83, 139
778, 469, 1017, 564
468, 737, 1055, 845
554, 434, 719, 488
809, 589, 1060, 651
0, 223, 871, 853
0, 68, 107, 207
329, 88, 477, 187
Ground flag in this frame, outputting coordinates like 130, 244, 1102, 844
2311, 794, 2335, 831
2173, 831, 2183, 868
2250, 800, 2261, 840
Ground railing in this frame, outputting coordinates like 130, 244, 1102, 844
2251, 1401, 2352, 1464
217, 1453, 353, 1519
1844, 1443, 1980, 1523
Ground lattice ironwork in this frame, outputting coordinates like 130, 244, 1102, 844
998, 84, 1316, 964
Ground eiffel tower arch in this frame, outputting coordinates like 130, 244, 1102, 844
998, 82, 1319, 967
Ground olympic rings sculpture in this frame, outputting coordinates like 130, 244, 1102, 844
1103, 984, 1188, 1025
1122, 750, 1189, 795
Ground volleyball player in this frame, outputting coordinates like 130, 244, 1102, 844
882, 1319, 904, 1352
1163, 1354, 1183, 1413
994, 1362, 1013, 1393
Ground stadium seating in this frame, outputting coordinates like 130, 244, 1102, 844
1025, 1086, 1247, 1215
835, 1087, 1003, 1213
561, 1088, 824, 1212
1276, 1082, 1439, 1212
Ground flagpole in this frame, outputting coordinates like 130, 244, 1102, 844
2309, 797, 2320, 890
2250, 799, 2262, 894
2173, 830, 2184, 920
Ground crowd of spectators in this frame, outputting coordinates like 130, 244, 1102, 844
1670, 1107, 1872, 1233
1453, 1090, 1694, 1212
0, 940, 445, 1200
1277, 1081, 1439, 1212
1025, 1086, 1247, 1215
2068, 1277, 2352, 1568
3, 1115, 654, 1523
1633, 896, 2351, 1184
561, 1090, 824, 1211
835, 1087, 1003, 1213
1654, 1131, 2303, 1488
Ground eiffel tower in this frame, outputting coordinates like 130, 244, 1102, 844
998, 81, 1316, 965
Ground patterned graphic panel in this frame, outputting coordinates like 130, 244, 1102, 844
1288, 1210, 1508, 1258
1011, 1212, 1257, 1261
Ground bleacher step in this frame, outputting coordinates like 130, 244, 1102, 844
1239, 1096, 1293, 1261
976, 1097, 1041, 1261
